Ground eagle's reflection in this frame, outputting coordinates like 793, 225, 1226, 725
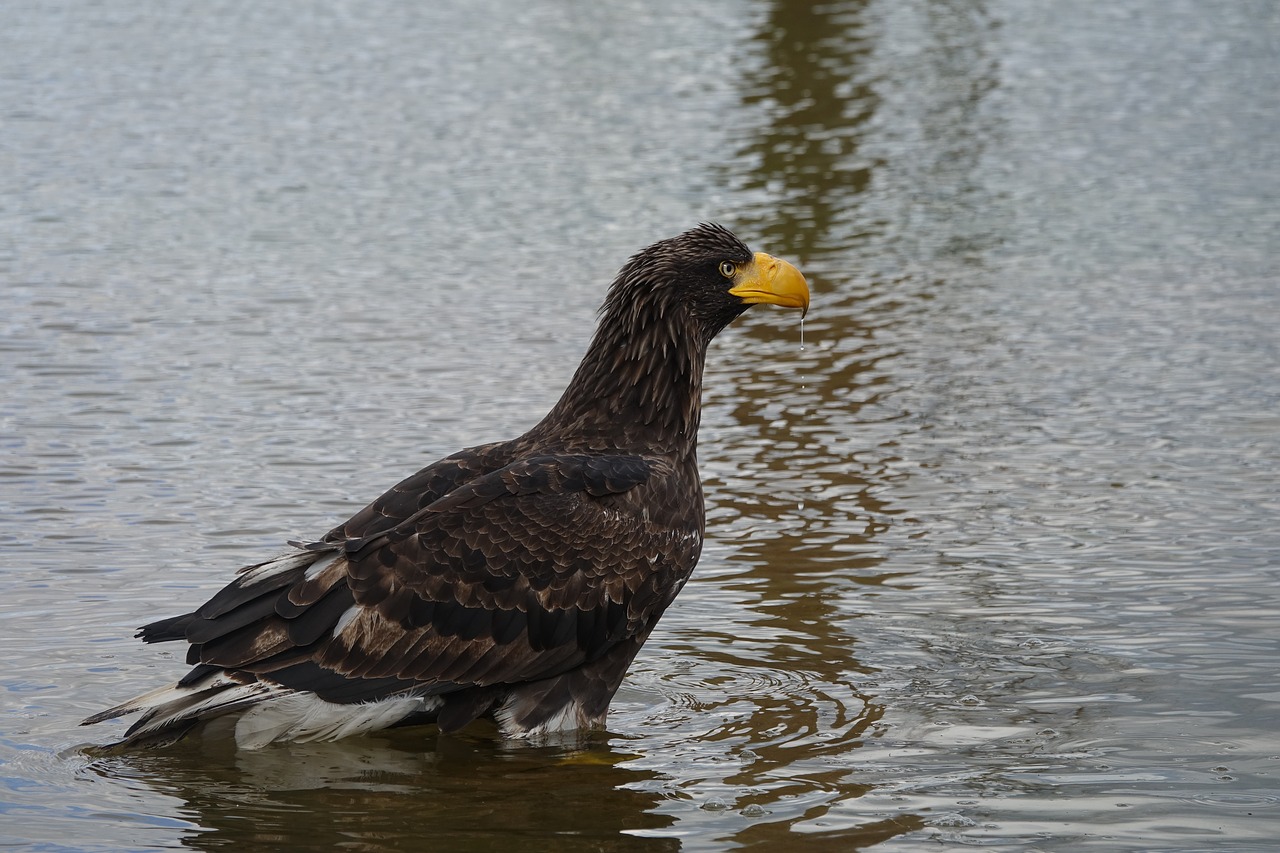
88, 726, 679, 852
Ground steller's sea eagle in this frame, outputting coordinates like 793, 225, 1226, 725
83, 223, 809, 748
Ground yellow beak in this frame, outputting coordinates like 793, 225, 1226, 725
728, 252, 810, 318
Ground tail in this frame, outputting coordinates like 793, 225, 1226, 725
83, 548, 328, 747
83, 663, 438, 750
84, 546, 446, 749
82, 666, 283, 748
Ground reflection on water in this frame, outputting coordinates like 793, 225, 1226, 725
86, 727, 928, 851
3, 0, 1279, 849
88, 731, 679, 852
726, 0, 878, 259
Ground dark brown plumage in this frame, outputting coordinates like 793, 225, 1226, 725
83, 223, 809, 748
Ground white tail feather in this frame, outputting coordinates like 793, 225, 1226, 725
303, 551, 341, 580
233, 693, 438, 749
236, 550, 320, 583
89, 672, 439, 749
82, 669, 238, 725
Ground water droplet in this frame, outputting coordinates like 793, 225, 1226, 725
928, 813, 977, 828
799, 316, 805, 351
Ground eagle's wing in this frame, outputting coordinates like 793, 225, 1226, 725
124, 452, 697, 737
318, 440, 508, 544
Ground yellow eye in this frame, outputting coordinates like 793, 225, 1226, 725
718, 261, 737, 278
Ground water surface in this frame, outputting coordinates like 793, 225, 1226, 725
2, 0, 1278, 850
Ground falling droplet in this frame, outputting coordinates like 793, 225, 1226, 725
799, 316, 805, 351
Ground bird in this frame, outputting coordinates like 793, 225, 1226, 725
82, 223, 809, 749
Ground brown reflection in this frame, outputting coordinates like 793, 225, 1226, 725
90, 728, 677, 852
713, 0, 1004, 572
713, 0, 895, 577
729, 0, 1002, 271
735, 814, 928, 851
687, 1, 997, 841
647, 8, 912, 845
727, 0, 878, 260
710, 0, 896, 614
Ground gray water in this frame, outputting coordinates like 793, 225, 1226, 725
3, 1, 1279, 850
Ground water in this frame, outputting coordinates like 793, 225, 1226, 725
3, 0, 1278, 849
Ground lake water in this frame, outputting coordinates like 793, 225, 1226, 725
3, 0, 1278, 850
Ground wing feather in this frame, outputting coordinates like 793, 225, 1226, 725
282, 453, 695, 693
101, 449, 700, 739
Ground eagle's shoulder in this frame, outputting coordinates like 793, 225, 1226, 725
319, 439, 513, 545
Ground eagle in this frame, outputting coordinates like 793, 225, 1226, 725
83, 223, 809, 748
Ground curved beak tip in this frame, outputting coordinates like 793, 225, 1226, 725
728, 252, 811, 317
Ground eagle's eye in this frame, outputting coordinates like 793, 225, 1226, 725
718, 260, 738, 279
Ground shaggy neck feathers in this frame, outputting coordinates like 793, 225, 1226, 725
536, 286, 712, 452
528, 224, 754, 454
